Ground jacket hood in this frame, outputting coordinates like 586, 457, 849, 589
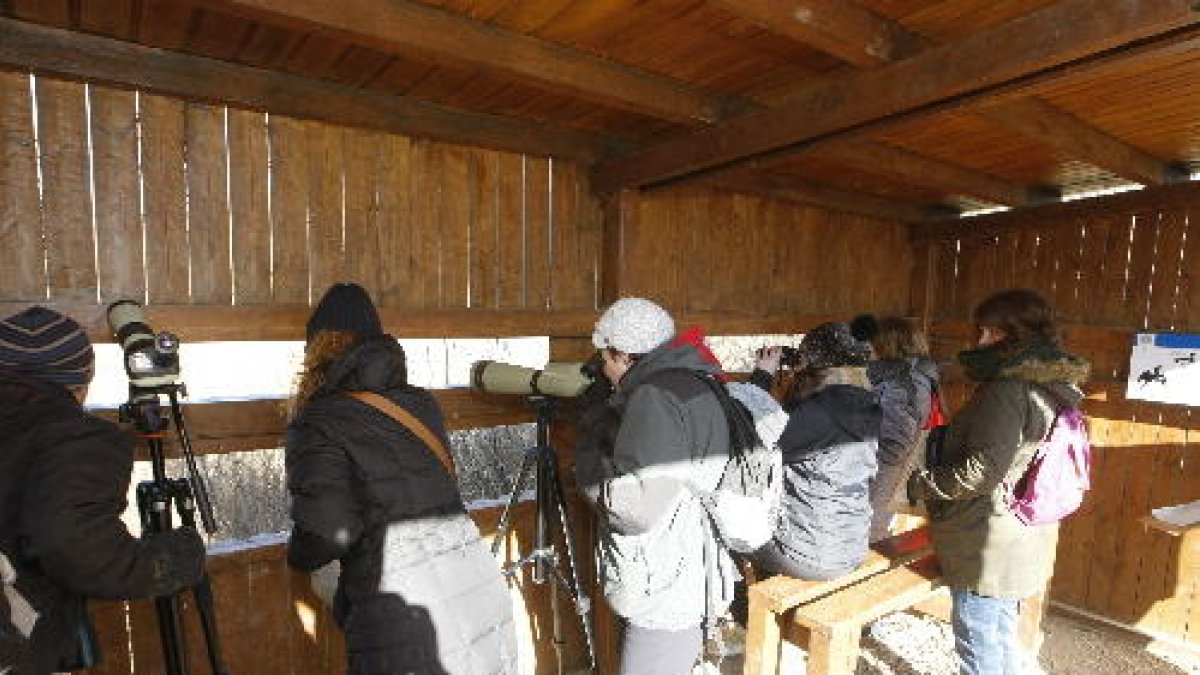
319, 335, 408, 395
614, 341, 719, 402
959, 340, 1089, 409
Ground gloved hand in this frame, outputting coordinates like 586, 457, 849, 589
144, 527, 207, 597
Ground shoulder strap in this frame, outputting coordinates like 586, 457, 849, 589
344, 391, 456, 475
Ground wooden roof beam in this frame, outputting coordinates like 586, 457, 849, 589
702, 171, 929, 222
979, 97, 1191, 186
810, 139, 1050, 206
707, 0, 924, 67
197, 0, 736, 125
593, 0, 1200, 193
0, 18, 620, 163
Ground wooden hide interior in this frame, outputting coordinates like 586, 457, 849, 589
0, 0, 1197, 672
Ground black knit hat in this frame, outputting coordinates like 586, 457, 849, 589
306, 283, 384, 341
799, 322, 871, 370
0, 306, 95, 387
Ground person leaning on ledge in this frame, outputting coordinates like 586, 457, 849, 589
0, 306, 206, 675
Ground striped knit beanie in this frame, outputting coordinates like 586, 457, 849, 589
0, 306, 95, 387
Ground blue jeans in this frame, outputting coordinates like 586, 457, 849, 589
951, 590, 1023, 675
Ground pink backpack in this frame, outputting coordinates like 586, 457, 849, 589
1006, 406, 1092, 526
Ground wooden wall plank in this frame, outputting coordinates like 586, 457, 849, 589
370, 133, 409, 309
268, 115, 310, 304
1146, 207, 1189, 330
439, 145, 473, 308
185, 103, 233, 304
0, 70, 45, 301
89, 86, 144, 304
139, 93, 190, 304
342, 127, 383, 299
496, 153, 526, 309
305, 121, 346, 299
525, 156, 552, 311
227, 109, 272, 304
471, 149, 500, 309
85, 600, 132, 675
550, 159, 584, 310
35, 77, 96, 302
1180, 205, 1200, 333
1124, 211, 1163, 329
408, 139, 439, 308
248, 557, 296, 675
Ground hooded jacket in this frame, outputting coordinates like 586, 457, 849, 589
868, 356, 939, 468
754, 367, 880, 577
907, 340, 1089, 599
0, 369, 205, 675
285, 337, 517, 675
574, 342, 736, 630
867, 356, 939, 541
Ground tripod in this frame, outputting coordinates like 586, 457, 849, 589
491, 396, 597, 673
122, 384, 231, 675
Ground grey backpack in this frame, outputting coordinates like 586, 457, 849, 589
695, 378, 787, 553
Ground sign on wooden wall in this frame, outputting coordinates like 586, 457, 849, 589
1126, 333, 1200, 405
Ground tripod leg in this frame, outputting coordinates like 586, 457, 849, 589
192, 574, 232, 675
491, 448, 538, 558
545, 460, 598, 672
138, 480, 191, 675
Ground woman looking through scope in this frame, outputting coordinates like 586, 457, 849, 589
284, 282, 518, 675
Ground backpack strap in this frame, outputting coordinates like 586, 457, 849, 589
343, 391, 456, 476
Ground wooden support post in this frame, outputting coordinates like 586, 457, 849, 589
806, 624, 862, 675
744, 583, 784, 675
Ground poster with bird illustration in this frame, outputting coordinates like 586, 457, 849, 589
1126, 333, 1200, 406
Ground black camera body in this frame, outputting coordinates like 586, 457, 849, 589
758, 345, 803, 368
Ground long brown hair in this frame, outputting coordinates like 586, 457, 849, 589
289, 330, 357, 419
872, 316, 930, 360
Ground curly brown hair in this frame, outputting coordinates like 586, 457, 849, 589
288, 330, 358, 419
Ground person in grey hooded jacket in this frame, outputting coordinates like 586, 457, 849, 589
866, 316, 939, 542
750, 322, 880, 581
573, 298, 735, 675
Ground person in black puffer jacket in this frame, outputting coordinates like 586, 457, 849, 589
749, 322, 880, 581
285, 283, 517, 675
0, 307, 206, 675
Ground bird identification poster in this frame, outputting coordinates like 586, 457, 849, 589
1126, 333, 1200, 406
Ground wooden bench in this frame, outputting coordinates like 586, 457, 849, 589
744, 526, 936, 675
790, 554, 944, 674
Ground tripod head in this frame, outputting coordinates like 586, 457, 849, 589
119, 379, 218, 535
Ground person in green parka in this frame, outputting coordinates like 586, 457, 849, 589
907, 289, 1089, 675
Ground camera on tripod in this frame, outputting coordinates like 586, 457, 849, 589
107, 299, 182, 392
105, 300, 231, 675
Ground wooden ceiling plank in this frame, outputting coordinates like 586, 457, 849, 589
700, 171, 927, 222
979, 97, 1188, 185
708, 0, 924, 67
194, 0, 734, 125
593, 0, 1200, 192
0, 17, 619, 163
812, 138, 1033, 205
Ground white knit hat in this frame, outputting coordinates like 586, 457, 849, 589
592, 297, 675, 355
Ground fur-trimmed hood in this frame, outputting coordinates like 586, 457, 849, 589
959, 340, 1090, 385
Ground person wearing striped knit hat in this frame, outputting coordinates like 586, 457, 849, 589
0, 306, 207, 675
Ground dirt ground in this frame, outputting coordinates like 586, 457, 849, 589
702, 606, 1200, 674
